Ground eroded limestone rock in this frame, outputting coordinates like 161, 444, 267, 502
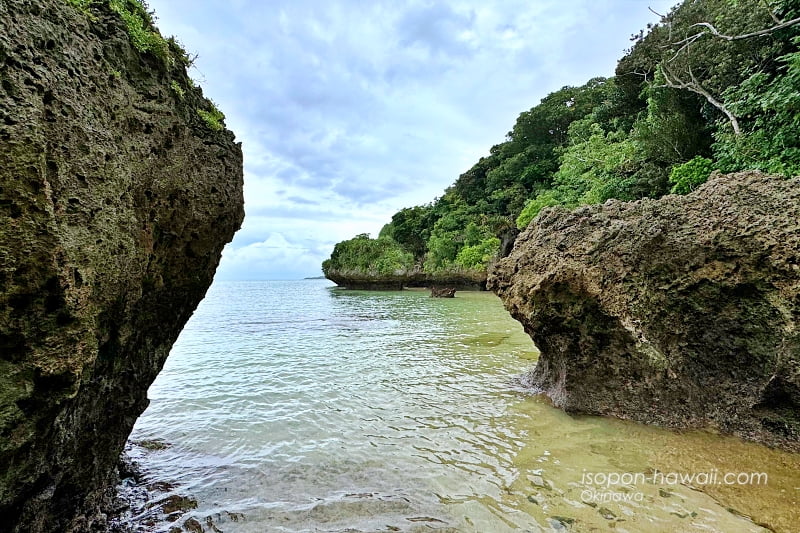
489, 171, 799, 451
0, 1, 244, 530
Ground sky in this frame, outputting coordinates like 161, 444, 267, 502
145, 0, 677, 280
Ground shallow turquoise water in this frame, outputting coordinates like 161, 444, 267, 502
125, 280, 794, 532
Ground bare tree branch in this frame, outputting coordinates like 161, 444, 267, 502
648, 4, 797, 137
667, 32, 706, 62
654, 6, 799, 136
632, 69, 653, 82
673, 16, 800, 45
668, 7, 800, 52
659, 66, 741, 135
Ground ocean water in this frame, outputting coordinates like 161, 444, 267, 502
123, 280, 799, 533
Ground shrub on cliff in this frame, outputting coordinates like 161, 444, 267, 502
108, 0, 171, 63
516, 191, 559, 229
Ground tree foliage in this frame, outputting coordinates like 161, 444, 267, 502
455, 237, 501, 270
322, 234, 413, 277
714, 36, 800, 175
378, 206, 435, 260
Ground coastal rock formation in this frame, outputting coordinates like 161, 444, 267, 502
325, 268, 486, 291
0, 1, 244, 531
324, 268, 410, 290
489, 172, 799, 451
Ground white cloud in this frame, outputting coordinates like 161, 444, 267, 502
215, 233, 322, 280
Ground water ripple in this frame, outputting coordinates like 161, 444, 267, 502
122, 281, 792, 533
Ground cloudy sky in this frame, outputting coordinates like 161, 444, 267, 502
146, 0, 676, 280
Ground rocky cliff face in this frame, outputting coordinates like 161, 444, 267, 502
0, 1, 244, 531
489, 172, 799, 451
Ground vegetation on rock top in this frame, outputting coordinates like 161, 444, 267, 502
62, 0, 228, 133
323, 234, 414, 278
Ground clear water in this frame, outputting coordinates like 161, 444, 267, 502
126, 280, 799, 532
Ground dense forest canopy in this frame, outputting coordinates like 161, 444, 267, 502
323, 0, 800, 280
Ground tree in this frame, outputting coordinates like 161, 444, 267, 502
669, 156, 715, 194
714, 35, 800, 175
653, 0, 800, 135
380, 205, 435, 260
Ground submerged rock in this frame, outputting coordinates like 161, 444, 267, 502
430, 287, 456, 298
0, 1, 244, 531
489, 172, 799, 451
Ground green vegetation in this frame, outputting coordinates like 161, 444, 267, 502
108, 0, 171, 63
63, 0, 229, 136
516, 190, 559, 229
714, 35, 800, 176
198, 103, 225, 131
170, 80, 185, 100
455, 236, 501, 270
322, 234, 414, 277
65, 0, 94, 17
65, 0, 195, 69
324, 0, 800, 279
669, 156, 715, 194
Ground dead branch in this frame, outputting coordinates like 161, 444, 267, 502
659, 66, 741, 135
692, 17, 800, 40
647, 3, 797, 136
672, 16, 800, 46
668, 32, 705, 62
